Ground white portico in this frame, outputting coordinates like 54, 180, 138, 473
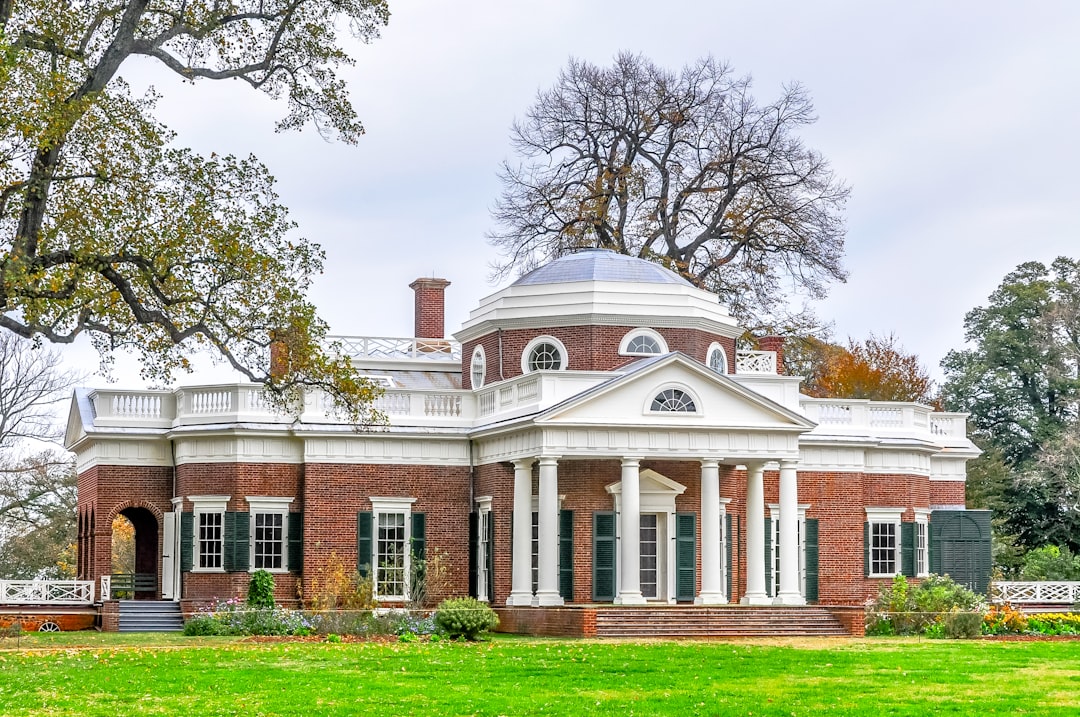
475, 352, 815, 607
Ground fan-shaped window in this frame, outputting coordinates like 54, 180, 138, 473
651, 388, 696, 413
470, 346, 486, 389
619, 329, 668, 356
522, 336, 567, 373
707, 343, 728, 374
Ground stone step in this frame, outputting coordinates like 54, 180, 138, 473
118, 600, 184, 632
593, 607, 850, 637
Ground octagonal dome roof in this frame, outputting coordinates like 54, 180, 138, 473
511, 249, 693, 288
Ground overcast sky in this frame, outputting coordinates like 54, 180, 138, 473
70, 0, 1080, 387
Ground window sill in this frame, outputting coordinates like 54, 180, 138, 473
190, 568, 227, 574
868, 573, 900, 579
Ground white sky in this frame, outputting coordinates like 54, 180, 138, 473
65, 0, 1080, 387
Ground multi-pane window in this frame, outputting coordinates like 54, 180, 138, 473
528, 342, 563, 371
640, 514, 659, 599
377, 512, 407, 598
627, 335, 662, 355
477, 509, 491, 601
471, 346, 486, 388
870, 522, 898, 576
651, 388, 696, 412
197, 512, 223, 569
708, 345, 728, 374
531, 510, 539, 592
253, 512, 284, 570
770, 514, 806, 597
915, 520, 928, 576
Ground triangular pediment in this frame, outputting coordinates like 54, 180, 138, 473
606, 469, 686, 496
64, 390, 88, 449
535, 353, 813, 433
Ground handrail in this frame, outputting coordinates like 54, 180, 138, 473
992, 581, 1080, 605
0, 579, 95, 605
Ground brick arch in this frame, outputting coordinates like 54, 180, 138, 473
106, 499, 164, 528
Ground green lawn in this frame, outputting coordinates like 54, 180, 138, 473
2, 634, 1078, 716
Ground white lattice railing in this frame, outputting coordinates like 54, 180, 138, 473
0, 580, 95, 605
992, 581, 1080, 605
735, 350, 777, 374
331, 336, 462, 362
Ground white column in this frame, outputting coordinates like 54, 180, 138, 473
696, 460, 725, 605
534, 456, 564, 606
742, 462, 770, 605
775, 460, 805, 605
615, 457, 646, 605
507, 458, 535, 606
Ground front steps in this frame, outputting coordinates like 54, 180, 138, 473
594, 606, 849, 638
117, 600, 184, 632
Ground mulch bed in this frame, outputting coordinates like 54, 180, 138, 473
981, 634, 1080, 641
241, 634, 402, 644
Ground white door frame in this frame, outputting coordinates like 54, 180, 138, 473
607, 470, 686, 605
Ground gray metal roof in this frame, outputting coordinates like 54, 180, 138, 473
512, 249, 693, 287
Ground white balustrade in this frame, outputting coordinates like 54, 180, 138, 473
478, 391, 496, 416
869, 407, 903, 427
330, 335, 462, 362
424, 393, 462, 417
817, 402, 853, 425
735, 351, 777, 374
0, 580, 95, 605
375, 391, 411, 415
189, 389, 232, 414
110, 393, 162, 419
992, 581, 1080, 605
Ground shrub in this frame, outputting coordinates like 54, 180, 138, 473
182, 597, 313, 636
434, 597, 499, 640
866, 574, 986, 637
299, 552, 377, 611
1019, 545, 1080, 581
983, 604, 1029, 635
248, 570, 276, 609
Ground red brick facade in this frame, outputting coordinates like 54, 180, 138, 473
462, 325, 736, 389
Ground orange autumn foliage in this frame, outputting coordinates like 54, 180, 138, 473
802, 332, 937, 406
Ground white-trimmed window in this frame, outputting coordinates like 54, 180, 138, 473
370, 497, 416, 601
619, 329, 668, 356
649, 387, 698, 413
769, 504, 809, 597
914, 509, 930, 577
190, 495, 229, 572
707, 342, 729, 374
470, 345, 487, 389
247, 497, 294, 572
476, 497, 492, 602
866, 508, 903, 577
522, 335, 568, 373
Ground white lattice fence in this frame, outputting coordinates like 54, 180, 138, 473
992, 581, 1080, 605
0, 580, 95, 605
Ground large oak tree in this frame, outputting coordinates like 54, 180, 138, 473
0, 0, 389, 419
490, 53, 850, 330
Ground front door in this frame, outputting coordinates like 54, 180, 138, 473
640, 513, 666, 601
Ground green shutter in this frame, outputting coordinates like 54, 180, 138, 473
928, 516, 942, 575
901, 521, 915, 577
411, 512, 426, 559
180, 512, 193, 572
864, 522, 871, 576
288, 512, 303, 574
804, 518, 819, 603
675, 513, 696, 602
559, 510, 574, 602
764, 516, 773, 596
468, 512, 479, 598
410, 512, 427, 599
357, 511, 373, 577
592, 512, 616, 601
725, 514, 734, 601
487, 512, 496, 604
224, 512, 250, 573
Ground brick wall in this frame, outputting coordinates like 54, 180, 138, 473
301, 463, 472, 605
930, 480, 966, 506
410, 278, 451, 339
462, 326, 736, 389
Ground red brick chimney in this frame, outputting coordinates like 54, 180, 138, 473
409, 278, 451, 339
758, 335, 785, 375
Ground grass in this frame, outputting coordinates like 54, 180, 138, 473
2, 633, 1079, 715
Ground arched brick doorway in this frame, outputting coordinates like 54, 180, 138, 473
118, 506, 159, 599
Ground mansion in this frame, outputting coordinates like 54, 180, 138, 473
66, 249, 989, 630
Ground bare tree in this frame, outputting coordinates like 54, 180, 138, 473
490, 53, 850, 330
0, 334, 80, 578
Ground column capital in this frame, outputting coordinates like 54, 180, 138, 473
512, 458, 536, 471
778, 459, 799, 470
620, 456, 643, 468
699, 459, 720, 469
537, 455, 560, 467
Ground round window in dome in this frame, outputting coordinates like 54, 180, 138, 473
470, 345, 486, 388
620, 329, 668, 356
707, 342, 728, 374
522, 336, 567, 373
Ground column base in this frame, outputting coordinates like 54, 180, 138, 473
533, 591, 564, 607
773, 592, 806, 606
614, 592, 647, 605
740, 593, 772, 606
694, 592, 728, 605
506, 592, 535, 607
